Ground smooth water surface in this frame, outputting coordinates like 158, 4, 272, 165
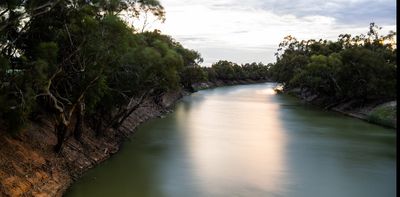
66, 83, 396, 197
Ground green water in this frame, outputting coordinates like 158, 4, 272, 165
65, 83, 396, 197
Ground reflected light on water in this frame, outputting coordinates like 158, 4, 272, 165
256, 88, 277, 95
177, 85, 288, 195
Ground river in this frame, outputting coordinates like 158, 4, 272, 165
65, 83, 396, 197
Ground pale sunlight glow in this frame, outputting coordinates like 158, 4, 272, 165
256, 88, 277, 95
175, 86, 288, 195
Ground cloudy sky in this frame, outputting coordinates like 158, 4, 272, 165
145, 0, 396, 66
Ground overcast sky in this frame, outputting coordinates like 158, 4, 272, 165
146, 0, 396, 66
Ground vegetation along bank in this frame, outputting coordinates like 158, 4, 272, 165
269, 23, 396, 128
0, 0, 396, 196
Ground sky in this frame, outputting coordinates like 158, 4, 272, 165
141, 0, 396, 66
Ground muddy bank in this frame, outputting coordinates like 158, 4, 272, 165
281, 87, 397, 129
0, 91, 186, 197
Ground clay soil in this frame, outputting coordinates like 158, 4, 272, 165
0, 91, 184, 197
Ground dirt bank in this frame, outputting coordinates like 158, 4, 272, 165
0, 79, 265, 197
0, 91, 185, 197
0, 81, 395, 197
282, 87, 397, 129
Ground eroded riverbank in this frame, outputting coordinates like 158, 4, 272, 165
0, 80, 268, 197
0, 91, 184, 197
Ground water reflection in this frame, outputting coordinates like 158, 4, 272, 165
177, 84, 288, 196
273, 94, 396, 197
65, 83, 396, 197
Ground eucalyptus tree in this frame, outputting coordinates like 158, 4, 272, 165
268, 23, 396, 105
0, 0, 169, 152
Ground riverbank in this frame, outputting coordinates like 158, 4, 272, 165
280, 87, 397, 129
0, 80, 270, 197
0, 90, 186, 197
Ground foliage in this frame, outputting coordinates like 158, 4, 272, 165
368, 103, 397, 128
180, 66, 208, 89
0, 0, 204, 151
269, 23, 397, 102
2, 0, 393, 152
208, 60, 269, 82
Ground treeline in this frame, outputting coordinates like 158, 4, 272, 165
0, 0, 270, 151
0, 1, 396, 151
180, 60, 270, 90
268, 23, 397, 103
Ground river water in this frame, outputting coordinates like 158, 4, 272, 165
65, 83, 396, 197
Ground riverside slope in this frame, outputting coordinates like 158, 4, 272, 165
0, 80, 270, 197
281, 87, 397, 129
0, 91, 185, 197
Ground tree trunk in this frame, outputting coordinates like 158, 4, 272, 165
95, 118, 104, 137
54, 122, 68, 153
106, 91, 150, 130
73, 101, 84, 141
113, 97, 146, 129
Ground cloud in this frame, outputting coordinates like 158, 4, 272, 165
260, 0, 396, 25
194, 46, 278, 66
151, 0, 396, 66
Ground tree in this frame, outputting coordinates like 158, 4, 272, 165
0, 0, 172, 152
269, 23, 396, 103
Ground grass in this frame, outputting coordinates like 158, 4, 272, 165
368, 104, 397, 128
